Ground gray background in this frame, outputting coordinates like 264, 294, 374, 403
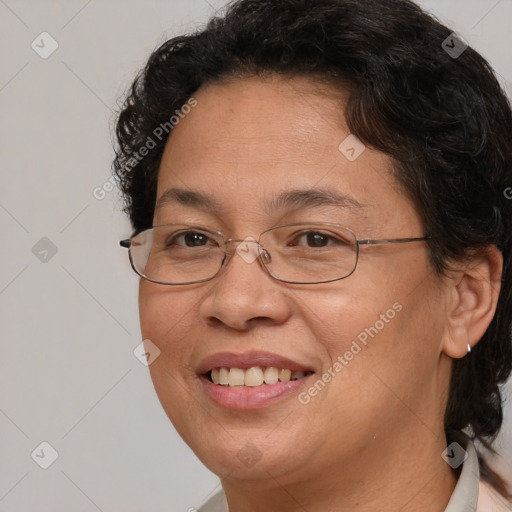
0, 0, 511, 510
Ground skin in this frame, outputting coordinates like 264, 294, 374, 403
138, 74, 502, 511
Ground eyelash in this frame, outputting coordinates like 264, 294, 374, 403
166, 230, 347, 248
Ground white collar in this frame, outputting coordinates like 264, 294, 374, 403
444, 431, 479, 512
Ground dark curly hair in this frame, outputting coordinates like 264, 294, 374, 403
113, 0, 512, 499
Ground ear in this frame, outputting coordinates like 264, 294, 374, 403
442, 245, 503, 359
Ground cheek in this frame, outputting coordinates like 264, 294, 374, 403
139, 281, 203, 341
306, 278, 405, 365
306, 264, 446, 422
138, 282, 201, 383
138, 283, 203, 432
139, 284, 171, 345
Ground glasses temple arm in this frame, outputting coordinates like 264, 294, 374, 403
357, 236, 431, 245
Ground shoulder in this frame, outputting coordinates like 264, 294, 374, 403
477, 480, 512, 512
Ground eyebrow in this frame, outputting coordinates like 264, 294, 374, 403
154, 187, 366, 215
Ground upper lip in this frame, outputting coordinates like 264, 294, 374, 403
196, 351, 315, 375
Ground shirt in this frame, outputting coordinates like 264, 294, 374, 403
197, 432, 511, 512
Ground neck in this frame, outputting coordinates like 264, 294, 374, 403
221, 428, 458, 512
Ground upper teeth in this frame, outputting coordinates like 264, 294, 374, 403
210, 367, 309, 387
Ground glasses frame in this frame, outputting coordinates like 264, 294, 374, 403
120, 222, 430, 285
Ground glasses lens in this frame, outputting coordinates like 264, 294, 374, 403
260, 224, 357, 283
128, 223, 357, 284
129, 225, 224, 284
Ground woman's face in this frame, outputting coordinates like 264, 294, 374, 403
139, 75, 451, 484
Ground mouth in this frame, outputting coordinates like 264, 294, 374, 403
206, 366, 314, 387
197, 351, 316, 410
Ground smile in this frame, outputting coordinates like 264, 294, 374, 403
208, 366, 314, 387
197, 351, 316, 410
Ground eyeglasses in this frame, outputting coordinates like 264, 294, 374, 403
120, 222, 430, 285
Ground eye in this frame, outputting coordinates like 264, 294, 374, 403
287, 231, 345, 248
166, 230, 217, 248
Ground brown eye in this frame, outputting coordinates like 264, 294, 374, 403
287, 231, 348, 248
166, 231, 214, 248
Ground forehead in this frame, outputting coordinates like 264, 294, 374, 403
161, 75, 351, 171
154, 75, 419, 233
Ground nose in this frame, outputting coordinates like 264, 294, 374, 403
198, 239, 291, 331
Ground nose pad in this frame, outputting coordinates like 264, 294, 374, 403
261, 249, 271, 264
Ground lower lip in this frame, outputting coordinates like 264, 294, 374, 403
200, 375, 313, 410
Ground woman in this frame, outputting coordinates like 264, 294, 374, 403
114, 0, 512, 510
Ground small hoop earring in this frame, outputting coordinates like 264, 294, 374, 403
467, 344, 471, 353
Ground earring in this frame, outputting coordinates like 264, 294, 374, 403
467, 344, 471, 353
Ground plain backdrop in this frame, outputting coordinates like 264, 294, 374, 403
0, 0, 511, 510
